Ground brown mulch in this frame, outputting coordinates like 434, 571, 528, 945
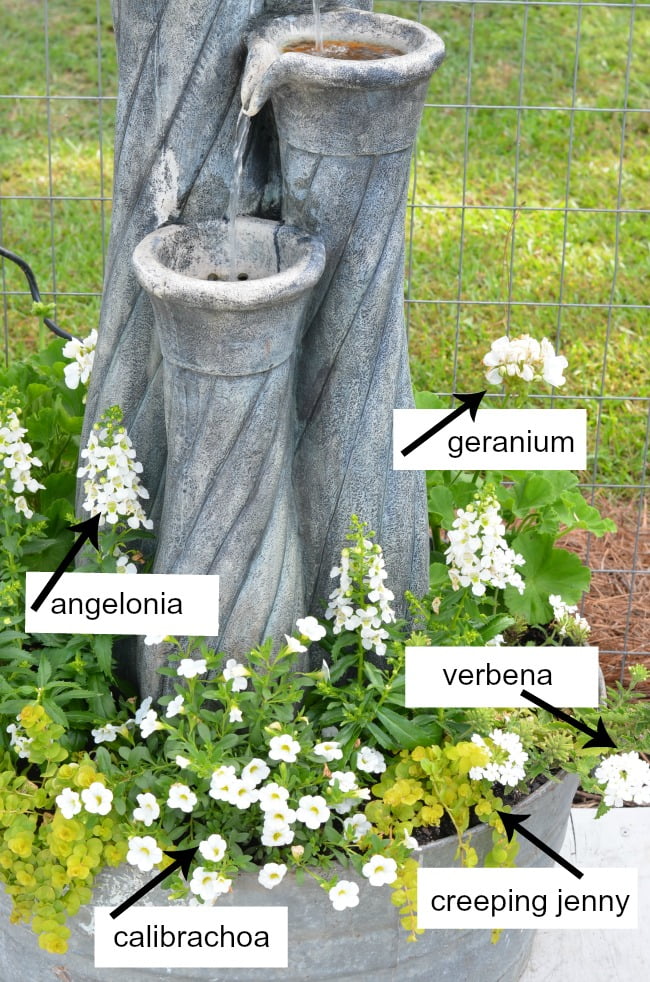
562, 494, 650, 694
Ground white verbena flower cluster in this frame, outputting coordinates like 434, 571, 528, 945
594, 752, 650, 807
0, 408, 44, 519
483, 334, 568, 388
445, 492, 525, 597
325, 536, 396, 657
549, 594, 590, 638
77, 412, 153, 531
469, 729, 529, 787
62, 329, 97, 390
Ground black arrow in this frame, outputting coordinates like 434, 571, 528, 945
110, 846, 198, 919
497, 810, 583, 879
401, 391, 486, 458
521, 688, 616, 749
30, 514, 101, 612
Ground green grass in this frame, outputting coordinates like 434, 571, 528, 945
1, 0, 648, 489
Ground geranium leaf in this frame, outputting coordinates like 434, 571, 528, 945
504, 531, 590, 624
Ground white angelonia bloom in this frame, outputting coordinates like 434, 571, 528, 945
134, 697, 153, 724
313, 740, 343, 762
5, 720, 33, 759
114, 549, 138, 575
295, 616, 327, 642
81, 782, 113, 815
62, 329, 97, 389
167, 783, 198, 813
222, 658, 249, 691
229, 705, 243, 723
284, 635, 307, 654
268, 734, 301, 763
165, 694, 185, 719
144, 634, 165, 645
132, 792, 160, 827
594, 752, 650, 807
483, 333, 568, 388
177, 658, 207, 679
343, 813, 372, 842
296, 795, 330, 830
91, 723, 120, 744
469, 729, 529, 787
198, 834, 227, 863
325, 536, 395, 656
328, 880, 360, 911
127, 835, 163, 873
356, 746, 386, 774
56, 787, 82, 819
362, 854, 398, 887
0, 407, 45, 515
189, 867, 231, 903
77, 410, 153, 530
139, 709, 162, 739
445, 491, 525, 597
258, 863, 287, 890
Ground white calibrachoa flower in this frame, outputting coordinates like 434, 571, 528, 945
62, 329, 97, 389
77, 408, 153, 530
261, 806, 297, 831
295, 616, 327, 642
209, 766, 239, 803
56, 787, 82, 819
328, 771, 358, 794
483, 333, 568, 388
242, 758, 270, 788
594, 752, 650, 807
175, 755, 190, 769
258, 863, 287, 890
132, 792, 160, 827
313, 740, 343, 762
127, 835, 163, 873
0, 407, 44, 516
329, 880, 360, 911
167, 783, 197, 813
81, 782, 113, 815
362, 854, 398, 887
189, 868, 232, 902
296, 795, 330, 829
229, 779, 259, 810
445, 490, 525, 597
268, 733, 301, 763
165, 694, 184, 719
343, 813, 372, 842
222, 658, 249, 691
356, 746, 386, 774
257, 782, 290, 811
229, 705, 243, 723
261, 825, 295, 848
469, 729, 529, 787
199, 834, 227, 863
177, 658, 207, 679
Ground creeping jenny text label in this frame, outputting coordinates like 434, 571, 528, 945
25, 572, 219, 636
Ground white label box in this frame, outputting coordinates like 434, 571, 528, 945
405, 646, 600, 708
25, 572, 219, 636
417, 867, 637, 929
394, 408, 586, 470
94, 906, 288, 968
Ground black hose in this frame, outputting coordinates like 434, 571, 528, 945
0, 244, 77, 342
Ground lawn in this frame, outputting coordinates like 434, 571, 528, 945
1, 0, 649, 489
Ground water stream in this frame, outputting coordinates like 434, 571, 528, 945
227, 108, 252, 281
313, 0, 324, 53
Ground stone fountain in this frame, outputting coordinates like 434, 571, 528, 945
82, 1, 445, 695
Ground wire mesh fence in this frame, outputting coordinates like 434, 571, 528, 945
0, 0, 648, 682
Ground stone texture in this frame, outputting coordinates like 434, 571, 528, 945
242, 10, 445, 626
132, 217, 325, 697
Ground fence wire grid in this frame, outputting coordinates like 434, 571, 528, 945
0, 0, 648, 683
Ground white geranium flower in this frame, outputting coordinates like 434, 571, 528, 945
189, 867, 231, 903
126, 835, 163, 873
223, 658, 249, 691
362, 854, 398, 887
81, 782, 113, 815
56, 787, 82, 820
132, 792, 160, 827
177, 658, 207, 679
295, 616, 327, 642
62, 329, 97, 388
313, 740, 343, 762
167, 783, 197, 813
198, 834, 227, 863
268, 734, 301, 763
296, 795, 330, 830
329, 880, 360, 911
483, 333, 567, 388
165, 694, 185, 719
258, 862, 287, 890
